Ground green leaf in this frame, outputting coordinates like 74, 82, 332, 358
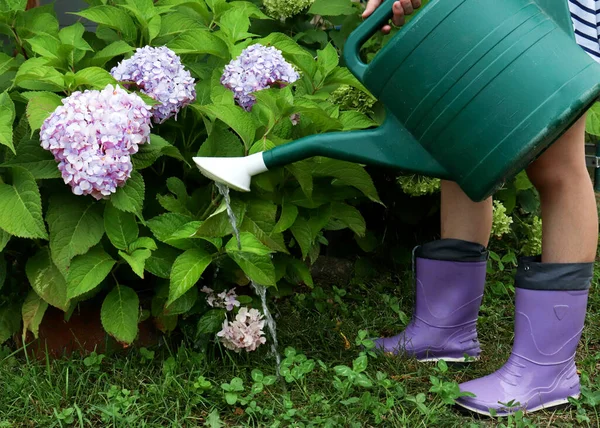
119, 249, 151, 278
156, 11, 206, 42
0, 229, 10, 253
219, 7, 253, 42
22, 290, 48, 339
225, 233, 276, 285
121, 0, 156, 22
0, 91, 15, 154
0, 255, 6, 291
1, 138, 60, 179
21, 91, 62, 132
0, 0, 26, 12
324, 67, 369, 93
104, 203, 139, 250
101, 285, 139, 345
145, 243, 180, 278
15, 10, 59, 40
0, 53, 16, 76
286, 161, 313, 197
67, 246, 116, 299
286, 258, 314, 287
133, 134, 184, 169
197, 123, 244, 158
26, 35, 61, 59
168, 248, 212, 304
0, 167, 47, 239
586, 103, 600, 136
15, 58, 64, 91
196, 308, 226, 335
0, 304, 20, 344
73, 6, 137, 43
239, 200, 286, 253
128, 236, 157, 252
74, 67, 117, 90
167, 29, 229, 57
290, 216, 312, 260
59, 22, 93, 53
195, 198, 246, 239
110, 171, 145, 215
330, 202, 366, 236
46, 194, 105, 274
164, 286, 197, 315
192, 104, 257, 149
147, 14, 162, 42
90, 41, 134, 67
339, 111, 377, 131
316, 43, 339, 79
273, 202, 298, 233
312, 159, 380, 203
309, 0, 356, 16
25, 248, 69, 311
249, 138, 275, 155
147, 212, 192, 244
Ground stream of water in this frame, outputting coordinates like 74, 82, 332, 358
215, 183, 281, 375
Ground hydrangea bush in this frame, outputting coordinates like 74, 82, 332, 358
0, 0, 382, 349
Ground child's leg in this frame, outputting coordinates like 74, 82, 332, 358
441, 181, 492, 247
526, 115, 598, 262
456, 116, 596, 415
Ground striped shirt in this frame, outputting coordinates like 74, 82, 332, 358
569, 0, 600, 62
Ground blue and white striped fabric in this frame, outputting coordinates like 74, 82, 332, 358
569, 0, 600, 62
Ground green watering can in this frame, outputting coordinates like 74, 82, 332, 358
194, 0, 600, 202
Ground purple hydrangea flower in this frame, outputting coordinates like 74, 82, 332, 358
221, 44, 300, 111
202, 286, 240, 312
40, 84, 152, 200
111, 46, 196, 124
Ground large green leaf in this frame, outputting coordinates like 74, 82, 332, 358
110, 171, 145, 215
309, 0, 356, 16
225, 233, 275, 285
339, 111, 377, 131
0, 53, 16, 76
0, 91, 15, 154
192, 104, 257, 149
101, 285, 139, 345
0, 138, 59, 178
46, 193, 105, 273
0, 167, 47, 239
21, 91, 63, 132
586, 102, 600, 136
219, 7, 253, 43
167, 29, 229, 57
0, 0, 26, 12
119, 249, 151, 278
145, 243, 180, 279
21, 290, 48, 339
240, 200, 286, 253
195, 198, 246, 239
73, 6, 137, 43
156, 11, 206, 42
67, 246, 115, 299
74, 67, 117, 90
15, 10, 59, 40
329, 202, 366, 236
0, 304, 20, 344
90, 41, 134, 67
133, 134, 184, 169
147, 212, 192, 245
104, 203, 139, 251
59, 22, 93, 53
25, 248, 69, 311
311, 159, 380, 203
197, 123, 244, 158
168, 248, 212, 304
286, 161, 313, 198
273, 202, 298, 233
290, 216, 312, 260
26, 35, 61, 59
14, 58, 64, 91
164, 286, 197, 315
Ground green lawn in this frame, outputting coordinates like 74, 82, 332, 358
1, 259, 599, 427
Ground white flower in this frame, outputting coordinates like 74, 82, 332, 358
217, 307, 266, 352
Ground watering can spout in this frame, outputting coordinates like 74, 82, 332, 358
193, 113, 450, 191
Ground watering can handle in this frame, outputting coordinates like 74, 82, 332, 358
344, 0, 398, 81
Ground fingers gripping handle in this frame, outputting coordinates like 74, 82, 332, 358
343, 0, 397, 81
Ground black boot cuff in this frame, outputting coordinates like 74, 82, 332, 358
416, 239, 488, 262
515, 256, 594, 291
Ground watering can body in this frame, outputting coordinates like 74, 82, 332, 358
194, 0, 600, 202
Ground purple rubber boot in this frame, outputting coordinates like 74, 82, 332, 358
375, 239, 487, 362
456, 257, 593, 416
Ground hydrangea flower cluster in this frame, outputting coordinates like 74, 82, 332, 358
328, 85, 377, 115
40, 85, 152, 199
201, 286, 241, 312
221, 44, 300, 111
492, 201, 514, 238
521, 216, 542, 256
397, 175, 441, 197
111, 46, 196, 124
217, 307, 267, 352
262, 0, 314, 20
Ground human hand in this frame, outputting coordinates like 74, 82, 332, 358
362, 0, 422, 34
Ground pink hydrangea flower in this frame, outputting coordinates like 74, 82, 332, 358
40, 84, 152, 199
217, 307, 267, 352
220, 44, 300, 111
111, 46, 196, 123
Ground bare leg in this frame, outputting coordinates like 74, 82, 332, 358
527, 115, 598, 263
441, 181, 493, 247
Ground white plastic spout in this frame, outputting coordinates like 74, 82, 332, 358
192, 152, 268, 192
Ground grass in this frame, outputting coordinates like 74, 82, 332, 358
0, 259, 599, 427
